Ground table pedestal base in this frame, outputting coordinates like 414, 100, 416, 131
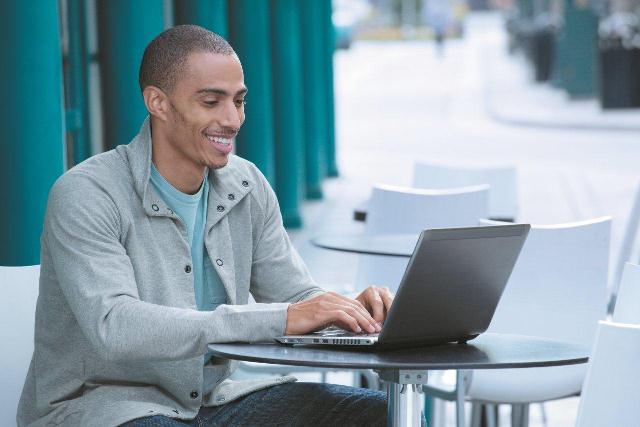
377, 369, 429, 427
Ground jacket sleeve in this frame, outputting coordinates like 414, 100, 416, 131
249, 169, 326, 304
44, 172, 299, 363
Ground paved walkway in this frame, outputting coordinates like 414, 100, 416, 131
282, 11, 640, 426
486, 44, 640, 132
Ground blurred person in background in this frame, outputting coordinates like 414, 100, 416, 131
16, 25, 393, 427
424, 0, 453, 54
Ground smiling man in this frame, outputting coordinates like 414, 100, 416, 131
17, 25, 392, 427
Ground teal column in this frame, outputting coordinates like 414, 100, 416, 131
321, 0, 339, 177
97, 1, 164, 149
300, 1, 327, 200
174, 0, 228, 36
560, 0, 598, 97
0, 2, 65, 265
270, 0, 305, 228
228, 0, 276, 184
66, 0, 92, 165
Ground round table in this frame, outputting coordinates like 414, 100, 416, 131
210, 333, 588, 426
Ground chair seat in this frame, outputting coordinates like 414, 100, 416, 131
466, 365, 585, 403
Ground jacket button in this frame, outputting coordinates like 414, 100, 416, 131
242, 180, 249, 187
151, 204, 159, 211
216, 259, 223, 266
227, 193, 235, 201
217, 205, 225, 212
184, 265, 192, 273
190, 390, 199, 399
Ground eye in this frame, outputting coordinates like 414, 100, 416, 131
203, 100, 218, 107
234, 99, 246, 108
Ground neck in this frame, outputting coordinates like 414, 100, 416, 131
150, 120, 206, 195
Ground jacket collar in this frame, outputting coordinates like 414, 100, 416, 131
120, 117, 254, 227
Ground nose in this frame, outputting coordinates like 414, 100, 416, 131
220, 100, 242, 130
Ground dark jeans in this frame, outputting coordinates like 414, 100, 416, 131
120, 382, 387, 427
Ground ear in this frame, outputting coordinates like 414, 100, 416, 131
143, 86, 169, 122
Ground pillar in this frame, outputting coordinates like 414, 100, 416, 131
66, 0, 92, 165
228, 0, 276, 184
97, 0, 164, 149
300, 0, 328, 199
270, 0, 305, 228
174, 0, 228, 36
0, 2, 65, 265
321, 0, 339, 177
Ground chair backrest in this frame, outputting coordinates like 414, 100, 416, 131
612, 262, 640, 323
364, 183, 490, 236
412, 161, 518, 220
610, 183, 640, 306
0, 265, 40, 425
356, 184, 489, 292
576, 320, 640, 427
484, 217, 610, 346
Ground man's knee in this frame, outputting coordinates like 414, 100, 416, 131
119, 414, 189, 426
275, 382, 387, 425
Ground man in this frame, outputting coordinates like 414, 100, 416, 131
17, 25, 393, 426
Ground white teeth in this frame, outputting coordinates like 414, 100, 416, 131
206, 135, 231, 145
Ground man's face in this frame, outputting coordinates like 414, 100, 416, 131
162, 52, 247, 170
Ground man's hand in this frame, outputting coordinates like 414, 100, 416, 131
285, 291, 383, 335
355, 286, 394, 324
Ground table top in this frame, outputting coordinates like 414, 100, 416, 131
209, 333, 588, 371
311, 233, 418, 257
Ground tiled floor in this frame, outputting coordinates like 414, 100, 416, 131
278, 11, 640, 427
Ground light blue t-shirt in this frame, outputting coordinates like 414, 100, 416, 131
150, 165, 227, 313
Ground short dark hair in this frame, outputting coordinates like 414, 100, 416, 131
139, 25, 235, 94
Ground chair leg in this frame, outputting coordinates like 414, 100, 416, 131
434, 397, 446, 427
353, 370, 373, 389
539, 403, 548, 427
455, 371, 467, 427
510, 404, 530, 427
521, 405, 529, 427
360, 369, 382, 391
485, 404, 497, 427
470, 402, 482, 427
511, 404, 521, 427
493, 404, 502, 427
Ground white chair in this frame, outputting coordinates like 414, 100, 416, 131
612, 262, 640, 323
355, 183, 490, 292
611, 185, 640, 303
0, 265, 40, 427
610, 184, 640, 313
424, 217, 611, 427
412, 162, 518, 221
575, 320, 640, 427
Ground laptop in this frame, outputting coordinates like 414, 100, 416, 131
276, 224, 530, 350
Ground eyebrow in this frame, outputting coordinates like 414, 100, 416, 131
195, 87, 248, 97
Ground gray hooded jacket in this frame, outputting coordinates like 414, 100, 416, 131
17, 118, 324, 426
